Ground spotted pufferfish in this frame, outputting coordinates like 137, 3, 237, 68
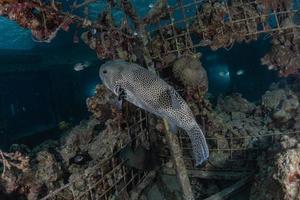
99, 60, 209, 166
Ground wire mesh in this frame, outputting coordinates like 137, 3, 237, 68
41, 108, 150, 200
158, 129, 300, 171
147, 0, 300, 58
145, 0, 300, 172
37, 0, 300, 199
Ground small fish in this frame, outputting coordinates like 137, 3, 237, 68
69, 152, 92, 165
99, 60, 209, 166
148, 3, 154, 8
218, 71, 230, 77
73, 61, 91, 71
268, 65, 275, 70
199, 39, 212, 47
236, 69, 245, 76
91, 28, 97, 35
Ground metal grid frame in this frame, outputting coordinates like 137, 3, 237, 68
41, 108, 150, 200
38, 1, 300, 199
147, 0, 300, 57
158, 128, 300, 171
146, 0, 300, 172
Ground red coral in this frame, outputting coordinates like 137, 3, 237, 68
0, 1, 74, 42
81, 12, 136, 60
288, 172, 300, 183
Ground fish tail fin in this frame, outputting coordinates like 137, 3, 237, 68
187, 125, 209, 166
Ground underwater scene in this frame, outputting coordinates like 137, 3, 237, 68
0, 0, 300, 199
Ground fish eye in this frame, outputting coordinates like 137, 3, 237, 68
103, 70, 107, 74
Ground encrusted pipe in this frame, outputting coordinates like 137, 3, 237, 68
130, 171, 156, 200
163, 118, 195, 200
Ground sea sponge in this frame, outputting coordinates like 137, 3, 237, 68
273, 144, 300, 200
172, 55, 208, 92
262, 88, 299, 123
86, 84, 115, 121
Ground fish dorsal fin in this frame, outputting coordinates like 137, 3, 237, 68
167, 88, 182, 110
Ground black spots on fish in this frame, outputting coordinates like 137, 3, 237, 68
121, 82, 136, 96
132, 69, 155, 88
157, 88, 184, 111
157, 89, 173, 109
167, 89, 184, 110
188, 126, 209, 166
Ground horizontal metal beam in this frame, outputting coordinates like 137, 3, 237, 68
204, 176, 252, 200
161, 167, 253, 180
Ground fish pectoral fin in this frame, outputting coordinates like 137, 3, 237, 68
112, 86, 126, 111
114, 86, 127, 110
115, 100, 123, 111
115, 85, 127, 101
167, 88, 181, 110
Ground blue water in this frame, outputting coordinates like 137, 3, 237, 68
0, 33, 101, 148
0, 17, 34, 50
202, 38, 280, 102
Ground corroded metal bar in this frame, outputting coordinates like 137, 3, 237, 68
161, 167, 253, 180
163, 118, 195, 200
204, 176, 252, 200
130, 171, 157, 200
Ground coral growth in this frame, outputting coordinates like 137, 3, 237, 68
262, 86, 299, 124
35, 150, 64, 192
0, 0, 171, 62
256, 0, 293, 12
86, 84, 116, 121
0, 1, 73, 42
262, 33, 300, 77
274, 144, 300, 200
149, 26, 193, 60
80, 11, 137, 60
0, 116, 130, 199
0, 0, 300, 199
250, 139, 300, 200
191, 1, 259, 51
142, 0, 169, 24
0, 82, 135, 199
172, 82, 300, 169
0, 150, 30, 177
172, 54, 208, 94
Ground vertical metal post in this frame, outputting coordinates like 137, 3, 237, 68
163, 119, 195, 200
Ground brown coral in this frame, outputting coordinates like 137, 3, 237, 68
0, 1, 73, 42
262, 33, 300, 77
256, 0, 292, 12
86, 84, 116, 122
262, 87, 299, 123
173, 55, 208, 89
80, 11, 137, 61
0, 151, 30, 177
191, 1, 259, 51
273, 144, 300, 200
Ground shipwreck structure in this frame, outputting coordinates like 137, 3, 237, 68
0, 0, 300, 199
